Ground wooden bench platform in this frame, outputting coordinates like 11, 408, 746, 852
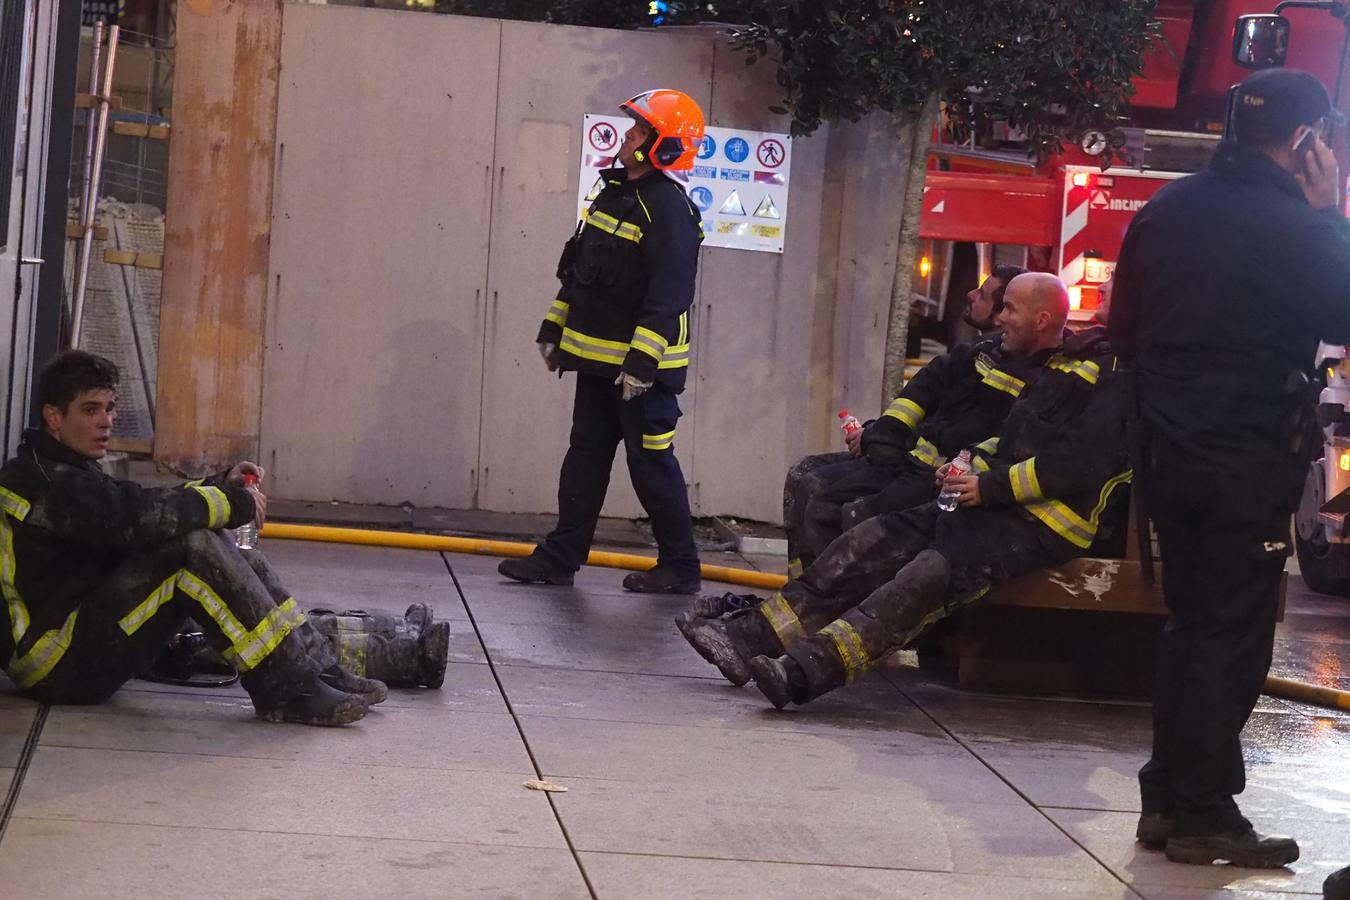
934, 498, 1286, 698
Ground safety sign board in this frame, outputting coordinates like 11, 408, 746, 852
576, 114, 793, 254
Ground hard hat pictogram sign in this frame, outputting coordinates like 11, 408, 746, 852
757, 139, 786, 169
588, 122, 619, 152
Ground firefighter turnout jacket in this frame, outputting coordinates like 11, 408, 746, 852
0, 429, 256, 689
862, 336, 1052, 470
972, 326, 1132, 551
537, 167, 703, 392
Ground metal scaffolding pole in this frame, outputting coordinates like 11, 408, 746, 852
69, 23, 119, 349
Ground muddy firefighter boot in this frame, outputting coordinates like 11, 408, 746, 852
747, 654, 811, 709
675, 614, 752, 685
319, 665, 388, 706
1165, 828, 1300, 868
307, 606, 445, 689
254, 676, 368, 727
419, 620, 451, 688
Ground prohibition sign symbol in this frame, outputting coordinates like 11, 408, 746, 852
589, 122, 619, 152
757, 138, 785, 168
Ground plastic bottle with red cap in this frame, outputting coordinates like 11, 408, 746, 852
235, 473, 260, 549
838, 409, 862, 439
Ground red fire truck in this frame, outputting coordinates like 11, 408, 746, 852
913, 0, 1350, 332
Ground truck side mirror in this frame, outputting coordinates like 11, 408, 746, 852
1233, 14, 1291, 69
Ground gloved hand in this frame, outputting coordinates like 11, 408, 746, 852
539, 341, 560, 372
615, 372, 653, 401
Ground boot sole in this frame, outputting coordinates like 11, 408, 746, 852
500, 570, 574, 586
677, 617, 751, 686
747, 656, 791, 709
1164, 839, 1299, 868
256, 697, 367, 727
420, 621, 451, 689
675, 611, 718, 665
624, 581, 701, 595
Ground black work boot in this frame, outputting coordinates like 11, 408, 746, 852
623, 566, 701, 595
689, 592, 763, 619
419, 621, 451, 688
254, 678, 368, 727
319, 665, 389, 705
1165, 828, 1300, 868
674, 612, 751, 685
747, 654, 807, 710
498, 553, 574, 586
1325, 863, 1350, 899
1135, 812, 1174, 850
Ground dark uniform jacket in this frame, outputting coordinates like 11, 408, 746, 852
862, 336, 1052, 469
0, 429, 255, 689
537, 167, 703, 392
974, 327, 1132, 551
1110, 141, 1350, 510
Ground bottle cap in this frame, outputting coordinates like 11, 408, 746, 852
242, 473, 259, 487
838, 409, 850, 419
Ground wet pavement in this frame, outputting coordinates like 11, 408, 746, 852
0, 539, 1346, 898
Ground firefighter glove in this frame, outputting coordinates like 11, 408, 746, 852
615, 372, 652, 401
539, 341, 560, 372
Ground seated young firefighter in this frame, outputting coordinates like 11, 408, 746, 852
0, 351, 385, 726
680, 276, 1130, 707
779, 266, 1030, 579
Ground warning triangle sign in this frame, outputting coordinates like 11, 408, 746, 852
752, 194, 780, 219
719, 190, 746, 216
585, 176, 605, 202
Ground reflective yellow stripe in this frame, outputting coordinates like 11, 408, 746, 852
630, 326, 668, 362
189, 485, 231, 529
759, 593, 806, 647
821, 620, 871, 683
975, 355, 992, 376
1091, 470, 1134, 525
1009, 459, 1043, 503
909, 437, 942, 468
0, 516, 29, 645
787, 558, 803, 579
560, 328, 628, 365
1025, 500, 1097, 549
1048, 356, 1101, 384
972, 455, 991, 474
336, 616, 368, 676
642, 429, 677, 451
184, 478, 205, 488
177, 570, 249, 645
981, 368, 1026, 398
221, 598, 305, 672
883, 397, 924, 430
0, 487, 31, 521
544, 298, 570, 327
634, 189, 653, 223
678, 311, 688, 346
658, 343, 690, 369
973, 437, 1000, 455
118, 572, 180, 635
584, 209, 643, 243
8, 608, 79, 689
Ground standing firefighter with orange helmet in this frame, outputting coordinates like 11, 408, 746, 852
499, 89, 707, 594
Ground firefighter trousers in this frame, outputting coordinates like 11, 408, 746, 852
21, 530, 334, 707
727, 503, 1079, 702
538, 373, 698, 576
1138, 451, 1290, 837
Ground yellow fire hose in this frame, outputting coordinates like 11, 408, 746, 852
259, 522, 1350, 711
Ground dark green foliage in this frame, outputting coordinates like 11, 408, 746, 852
731, 0, 1158, 153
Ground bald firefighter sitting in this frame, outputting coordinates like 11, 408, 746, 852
0, 351, 386, 726
677, 274, 1131, 707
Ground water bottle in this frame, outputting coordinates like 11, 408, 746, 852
936, 449, 972, 512
838, 409, 862, 439
234, 473, 260, 550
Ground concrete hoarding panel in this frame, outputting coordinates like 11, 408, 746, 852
476, 21, 713, 518
261, 5, 498, 506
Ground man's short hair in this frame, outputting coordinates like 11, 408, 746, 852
38, 350, 119, 413
990, 265, 1029, 314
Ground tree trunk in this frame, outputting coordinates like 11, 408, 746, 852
880, 92, 938, 401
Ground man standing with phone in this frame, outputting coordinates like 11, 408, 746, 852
1111, 69, 1350, 868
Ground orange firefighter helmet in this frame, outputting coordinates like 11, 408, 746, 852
620, 89, 706, 171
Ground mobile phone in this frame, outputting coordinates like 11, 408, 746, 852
1293, 127, 1319, 178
